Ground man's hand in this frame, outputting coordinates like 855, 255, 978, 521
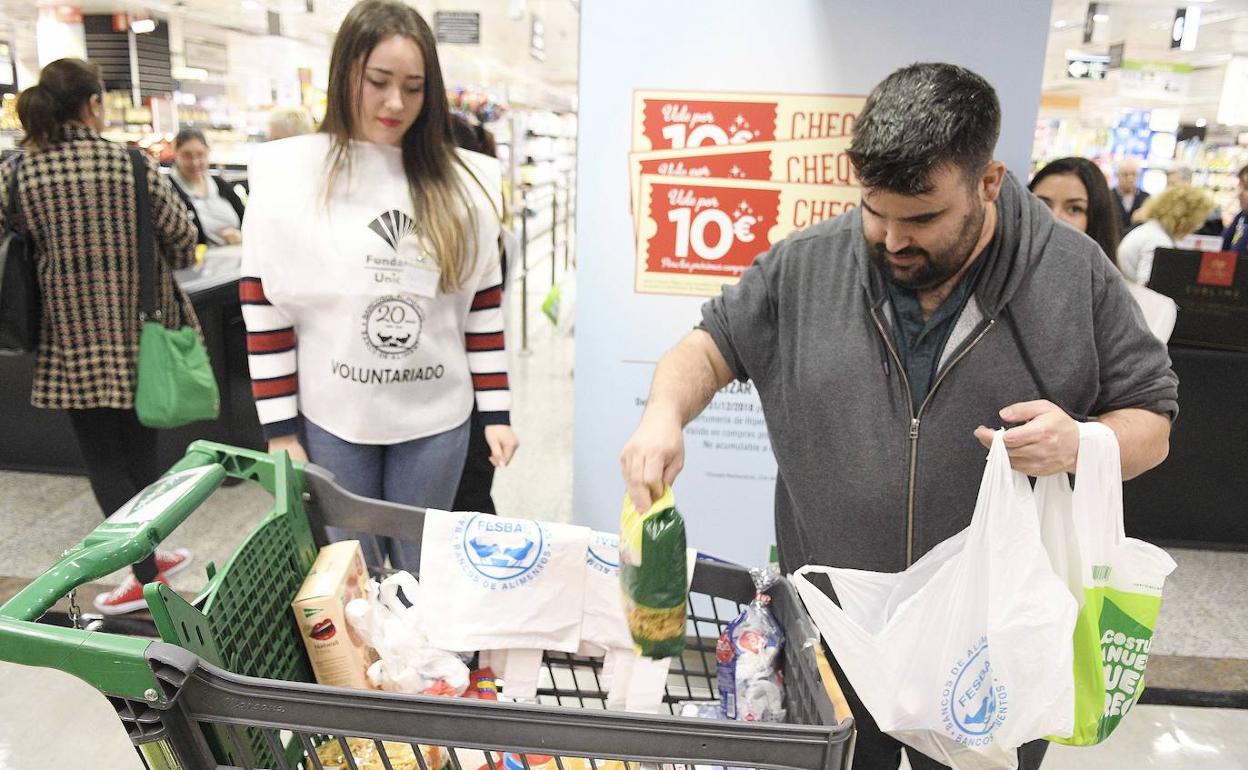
268, 434, 308, 462
485, 424, 519, 468
973, 400, 1079, 476
620, 405, 685, 512
221, 228, 243, 245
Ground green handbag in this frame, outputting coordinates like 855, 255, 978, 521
129, 148, 220, 428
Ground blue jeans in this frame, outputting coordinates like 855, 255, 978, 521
304, 418, 471, 570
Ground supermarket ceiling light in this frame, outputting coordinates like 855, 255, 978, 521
1092, 13, 1109, 22
130, 18, 156, 33
241, 0, 261, 9
1171, 7, 1201, 51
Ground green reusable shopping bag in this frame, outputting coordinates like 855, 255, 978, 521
128, 148, 220, 428
1037, 422, 1176, 745
135, 320, 220, 428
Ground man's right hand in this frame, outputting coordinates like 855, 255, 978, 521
620, 406, 685, 512
268, 435, 308, 462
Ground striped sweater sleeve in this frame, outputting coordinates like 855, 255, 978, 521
465, 258, 511, 425
240, 276, 300, 439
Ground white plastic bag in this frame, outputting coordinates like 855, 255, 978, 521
1036, 422, 1176, 746
344, 572, 470, 696
792, 430, 1077, 770
420, 510, 592, 653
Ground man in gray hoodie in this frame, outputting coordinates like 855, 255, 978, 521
620, 63, 1177, 770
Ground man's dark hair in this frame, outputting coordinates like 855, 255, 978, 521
1239, 164, 1248, 185
847, 62, 1001, 195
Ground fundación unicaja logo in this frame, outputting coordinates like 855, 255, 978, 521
368, 209, 417, 251
454, 514, 553, 590
362, 210, 424, 359
941, 636, 1009, 747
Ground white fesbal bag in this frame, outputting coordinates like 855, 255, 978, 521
792, 431, 1078, 770
580, 530, 697, 713
420, 510, 591, 653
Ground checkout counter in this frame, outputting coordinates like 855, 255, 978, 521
1122, 343, 1248, 550
0, 246, 263, 475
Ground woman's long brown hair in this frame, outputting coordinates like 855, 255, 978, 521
320, 0, 495, 293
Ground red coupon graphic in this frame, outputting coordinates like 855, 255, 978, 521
1196, 251, 1238, 287
632, 90, 865, 152
628, 138, 856, 225
635, 176, 860, 297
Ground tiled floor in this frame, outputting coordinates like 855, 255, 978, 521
1, 266, 1246, 767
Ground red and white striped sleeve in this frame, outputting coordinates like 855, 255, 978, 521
239, 276, 300, 439
465, 258, 511, 425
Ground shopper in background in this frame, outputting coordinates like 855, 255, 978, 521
1, 59, 198, 614
241, 0, 518, 567
1160, 165, 1225, 236
1222, 165, 1248, 258
1030, 157, 1177, 342
267, 106, 314, 141
1166, 165, 1194, 187
170, 128, 245, 246
1029, 156, 1120, 258
1112, 157, 1148, 233
450, 111, 497, 158
1117, 184, 1215, 285
449, 110, 503, 515
621, 63, 1177, 770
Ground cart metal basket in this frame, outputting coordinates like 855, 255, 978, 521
0, 441, 855, 770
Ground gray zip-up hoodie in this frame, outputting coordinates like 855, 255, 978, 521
700, 172, 1179, 574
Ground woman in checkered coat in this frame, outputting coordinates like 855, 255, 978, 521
0, 59, 200, 614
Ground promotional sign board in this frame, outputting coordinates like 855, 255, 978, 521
574, 1, 1051, 563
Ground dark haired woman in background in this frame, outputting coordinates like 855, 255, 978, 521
1029, 156, 1121, 259
0, 59, 199, 613
169, 127, 245, 246
1030, 156, 1177, 341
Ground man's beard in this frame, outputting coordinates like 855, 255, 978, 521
870, 202, 986, 291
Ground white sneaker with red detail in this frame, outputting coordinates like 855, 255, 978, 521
92, 574, 170, 616
155, 547, 193, 577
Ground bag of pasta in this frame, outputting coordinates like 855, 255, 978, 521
619, 486, 688, 659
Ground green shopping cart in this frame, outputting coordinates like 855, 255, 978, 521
0, 441, 855, 770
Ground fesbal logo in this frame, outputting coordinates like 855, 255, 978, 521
587, 531, 620, 576
941, 636, 1009, 747
454, 514, 552, 591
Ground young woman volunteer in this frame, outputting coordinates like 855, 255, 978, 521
241, 0, 518, 566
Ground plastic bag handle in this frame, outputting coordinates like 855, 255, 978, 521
1072, 422, 1127, 545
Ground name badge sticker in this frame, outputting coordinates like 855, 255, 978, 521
398, 238, 441, 298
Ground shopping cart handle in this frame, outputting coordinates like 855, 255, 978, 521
0, 616, 166, 703
0, 462, 227, 623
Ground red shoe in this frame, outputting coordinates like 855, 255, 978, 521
93, 574, 169, 616
155, 547, 193, 577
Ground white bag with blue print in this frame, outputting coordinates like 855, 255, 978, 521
579, 531, 698, 713
420, 510, 591, 654
792, 431, 1077, 770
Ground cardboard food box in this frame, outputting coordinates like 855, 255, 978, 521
292, 540, 377, 689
